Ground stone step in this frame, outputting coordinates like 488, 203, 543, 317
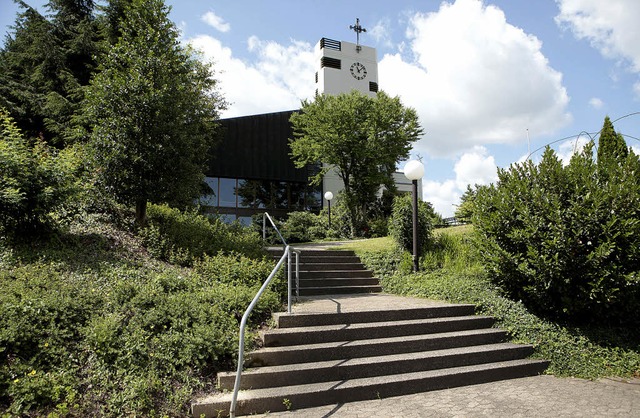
267, 249, 355, 258
193, 359, 550, 417
274, 304, 477, 328
246, 328, 508, 367
299, 255, 362, 263
262, 316, 495, 346
294, 249, 356, 257
296, 277, 380, 289
299, 269, 374, 279
298, 262, 367, 271
217, 342, 535, 390
298, 285, 382, 296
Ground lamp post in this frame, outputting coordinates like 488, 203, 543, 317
404, 160, 424, 272
324, 191, 334, 229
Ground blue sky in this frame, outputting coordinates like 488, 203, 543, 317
2, 0, 639, 216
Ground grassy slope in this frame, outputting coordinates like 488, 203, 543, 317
337, 227, 640, 380
0, 213, 282, 417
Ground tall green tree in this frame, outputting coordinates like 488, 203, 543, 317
597, 115, 628, 167
0, 0, 100, 145
455, 184, 478, 221
83, 0, 226, 226
290, 90, 422, 237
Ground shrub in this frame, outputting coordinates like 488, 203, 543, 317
383, 269, 640, 380
0, 108, 75, 237
0, 264, 102, 415
280, 211, 328, 243
388, 194, 436, 256
0, 210, 285, 416
140, 203, 264, 265
474, 144, 640, 326
194, 252, 286, 298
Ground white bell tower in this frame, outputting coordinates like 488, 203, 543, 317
314, 19, 378, 98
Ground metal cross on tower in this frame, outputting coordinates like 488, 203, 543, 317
350, 18, 367, 50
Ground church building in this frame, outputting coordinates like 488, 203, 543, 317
201, 20, 421, 224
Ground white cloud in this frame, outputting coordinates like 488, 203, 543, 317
557, 137, 591, 165
589, 97, 604, 109
202, 11, 231, 33
380, 0, 571, 157
423, 179, 460, 218
246, 36, 316, 103
188, 35, 315, 117
634, 81, 640, 100
423, 146, 498, 217
556, 0, 640, 73
369, 19, 393, 48
453, 146, 498, 189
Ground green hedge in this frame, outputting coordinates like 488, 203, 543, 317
474, 144, 640, 325
140, 203, 265, 265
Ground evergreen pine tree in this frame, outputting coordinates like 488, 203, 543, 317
0, 0, 100, 145
597, 115, 628, 167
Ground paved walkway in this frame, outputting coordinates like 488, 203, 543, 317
259, 294, 640, 417
258, 375, 640, 417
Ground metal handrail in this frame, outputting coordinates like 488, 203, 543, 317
262, 213, 300, 309
263, 212, 286, 246
229, 246, 291, 418
229, 214, 300, 417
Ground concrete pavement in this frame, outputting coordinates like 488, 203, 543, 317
257, 375, 640, 417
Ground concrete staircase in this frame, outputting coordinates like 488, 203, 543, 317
192, 302, 549, 417
267, 248, 382, 296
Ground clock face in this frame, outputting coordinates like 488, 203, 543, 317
350, 62, 367, 80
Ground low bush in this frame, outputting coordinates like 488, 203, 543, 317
0, 108, 77, 238
0, 215, 283, 416
194, 252, 286, 300
474, 144, 640, 326
140, 203, 264, 265
388, 194, 437, 256
280, 211, 327, 243
382, 270, 640, 380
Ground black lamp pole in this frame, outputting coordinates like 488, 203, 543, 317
412, 179, 419, 272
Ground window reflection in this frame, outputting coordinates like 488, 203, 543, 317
219, 178, 237, 207
200, 177, 322, 219
200, 177, 218, 206
237, 216, 252, 226
237, 180, 267, 208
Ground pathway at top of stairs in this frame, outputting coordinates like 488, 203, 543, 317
191, 248, 549, 417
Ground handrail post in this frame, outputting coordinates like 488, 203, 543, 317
287, 247, 292, 314
262, 213, 266, 241
295, 251, 300, 300
229, 247, 290, 418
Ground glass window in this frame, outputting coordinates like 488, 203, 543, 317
219, 178, 237, 208
218, 214, 235, 224
200, 177, 218, 206
273, 181, 288, 209
305, 184, 322, 211
289, 182, 305, 211
237, 179, 264, 208
237, 216, 252, 227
